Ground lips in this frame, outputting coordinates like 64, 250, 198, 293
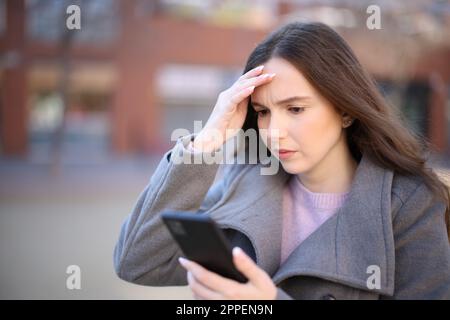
277, 149, 295, 153
273, 149, 296, 160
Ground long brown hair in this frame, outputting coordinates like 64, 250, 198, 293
241, 21, 450, 240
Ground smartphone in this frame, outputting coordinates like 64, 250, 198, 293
161, 210, 247, 283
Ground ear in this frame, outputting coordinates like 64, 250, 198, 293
341, 112, 354, 128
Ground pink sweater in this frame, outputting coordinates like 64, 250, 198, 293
280, 175, 349, 265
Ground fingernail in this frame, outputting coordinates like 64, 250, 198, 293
232, 247, 242, 256
256, 65, 264, 70
178, 257, 187, 265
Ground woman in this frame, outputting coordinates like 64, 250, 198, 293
114, 22, 450, 299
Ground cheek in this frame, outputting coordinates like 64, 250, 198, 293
257, 118, 269, 142
257, 117, 268, 130
290, 110, 342, 149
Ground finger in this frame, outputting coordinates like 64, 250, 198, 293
239, 65, 265, 80
230, 86, 255, 105
236, 73, 276, 91
193, 293, 204, 300
187, 271, 223, 300
179, 257, 238, 292
232, 247, 268, 286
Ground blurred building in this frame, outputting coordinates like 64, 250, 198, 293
0, 0, 449, 159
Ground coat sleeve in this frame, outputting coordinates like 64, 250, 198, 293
113, 134, 226, 286
391, 182, 450, 299
276, 288, 294, 300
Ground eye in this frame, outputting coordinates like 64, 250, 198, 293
255, 109, 269, 117
289, 106, 305, 114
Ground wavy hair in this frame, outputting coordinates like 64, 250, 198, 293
241, 22, 450, 240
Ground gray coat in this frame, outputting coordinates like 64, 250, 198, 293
114, 134, 450, 299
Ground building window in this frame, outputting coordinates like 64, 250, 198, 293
0, 0, 5, 36
26, 0, 66, 42
26, 0, 119, 44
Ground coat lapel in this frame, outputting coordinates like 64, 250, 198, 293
210, 161, 291, 278
211, 153, 396, 296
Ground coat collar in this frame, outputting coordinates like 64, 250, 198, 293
212, 153, 396, 296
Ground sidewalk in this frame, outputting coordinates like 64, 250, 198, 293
0, 154, 193, 299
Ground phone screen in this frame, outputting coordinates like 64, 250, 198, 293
161, 211, 247, 283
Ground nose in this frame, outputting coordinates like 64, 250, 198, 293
265, 113, 288, 147
266, 113, 288, 139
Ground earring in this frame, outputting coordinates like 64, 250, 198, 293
343, 119, 354, 128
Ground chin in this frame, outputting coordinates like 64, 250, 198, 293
280, 159, 312, 175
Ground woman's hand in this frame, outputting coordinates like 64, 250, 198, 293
193, 65, 276, 152
178, 247, 277, 300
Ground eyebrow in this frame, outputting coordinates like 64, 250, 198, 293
251, 96, 312, 109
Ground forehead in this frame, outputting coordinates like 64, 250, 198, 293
251, 57, 317, 103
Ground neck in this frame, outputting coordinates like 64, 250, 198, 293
297, 136, 358, 193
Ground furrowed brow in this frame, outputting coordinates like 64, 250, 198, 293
251, 96, 311, 108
